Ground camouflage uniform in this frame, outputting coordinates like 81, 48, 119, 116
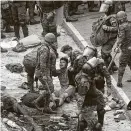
11, 1, 28, 39
116, 22, 131, 86
101, 15, 118, 73
26, 1, 40, 25
35, 41, 57, 93
75, 72, 105, 131
94, 64, 111, 93
38, 1, 63, 36
1, 1, 13, 31
23, 50, 37, 92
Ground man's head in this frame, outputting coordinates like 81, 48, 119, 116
61, 45, 73, 57
117, 11, 127, 24
83, 46, 97, 61
60, 57, 68, 69
44, 33, 58, 50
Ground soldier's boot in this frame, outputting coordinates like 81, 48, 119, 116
94, 123, 102, 131
1, 32, 6, 39
1, 47, 8, 53
14, 25, 20, 39
97, 109, 105, 126
22, 24, 28, 37
5, 24, 14, 33
66, 16, 78, 22
117, 76, 123, 87
27, 75, 34, 92
78, 121, 87, 131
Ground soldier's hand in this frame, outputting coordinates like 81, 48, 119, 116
107, 88, 112, 96
114, 47, 120, 53
68, 67, 74, 72
47, 12, 54, 21
43, 76, 47, 80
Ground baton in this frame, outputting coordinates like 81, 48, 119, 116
108, 44, 121, 71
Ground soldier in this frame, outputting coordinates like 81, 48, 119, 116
26, 1, 40, 25
35, 33, 57, 93
1, 0, 14, 33
99, 0, 119, 74
37, 1, 63, 36
115, 11, 131, 87
75, 58, 105, 131
64, 2, 78, 22
72, 46, 111, 95
11, 1, 28, 39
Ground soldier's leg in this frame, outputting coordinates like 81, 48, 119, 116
11, 4, 20, 39
96, 90, 105, 126
79, 120, 87, 131
127, 52, 131, 82
17, 2, 28, 37
117, 52, 128, 87
24, 62, 35, 92
28, 1, 40, 25
1, 19, 6, 39
41, 14, 49, 36
64, 3, 78, 22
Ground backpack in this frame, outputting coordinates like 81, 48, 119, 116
90, 16, 109, 47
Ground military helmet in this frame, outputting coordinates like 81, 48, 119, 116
45, 33, 56, 43
99, 0, 113, 13
116, 11, 127, 21
83, 46, 97, 59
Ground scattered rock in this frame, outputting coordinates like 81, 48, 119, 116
104, 105, 112, 112
12, 42, 27, 52
18, 82, 29, 90
114, 110, 124, 116
5, 63, 23, 73
1, 86, 6, 90
1, 47, 8, 53
108, 100, 117, 109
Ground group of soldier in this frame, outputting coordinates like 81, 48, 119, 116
1, 0, 131, 131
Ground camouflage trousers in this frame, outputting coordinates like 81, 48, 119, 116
101, 51, 117, 72
1, 7, 13, 26
41, 13, 57, 36
38, 76, 54, 93
11, 2, 28, 38
118, 50, 131, 77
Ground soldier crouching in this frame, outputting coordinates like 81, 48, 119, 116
75, 69, 105, 131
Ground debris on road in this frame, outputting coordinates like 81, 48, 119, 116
5, 63, 23, 73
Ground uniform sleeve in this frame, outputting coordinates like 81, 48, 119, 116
51, 54, 56, 74
102, 25, 118, 32
102, 17, 118, 32
39, 47, 48, 76
116, 25, 125, 46
101, 65, 111, 89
